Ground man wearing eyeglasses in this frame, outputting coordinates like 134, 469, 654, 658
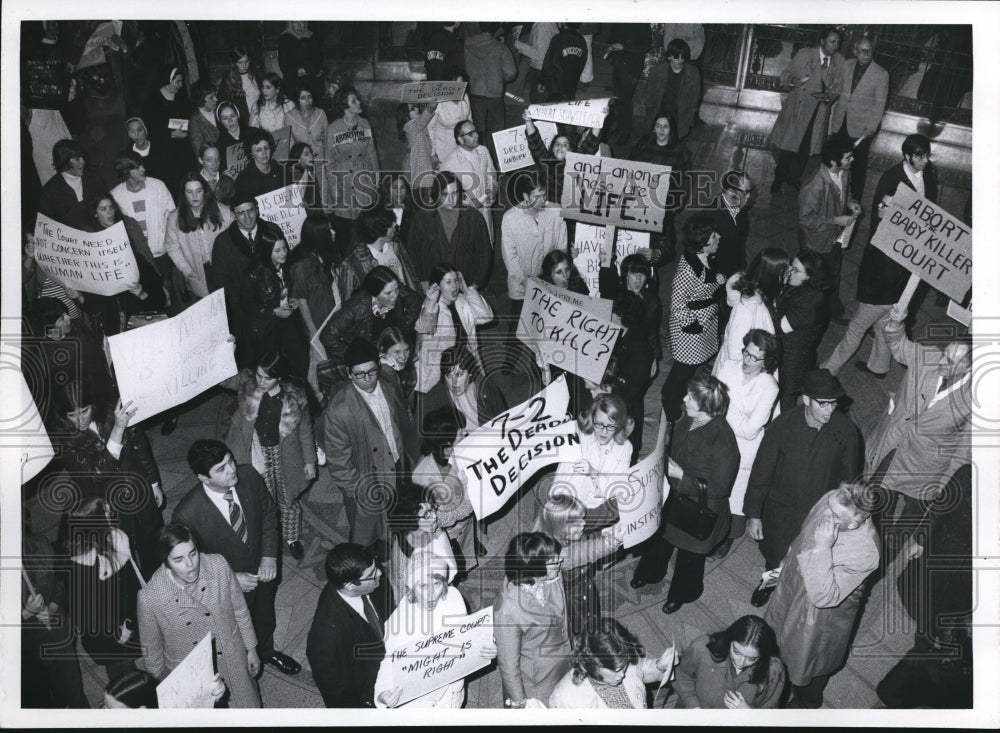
321, 338, 419, 557
440, 119, 498, 244
742, 369, 861, 607
829, 36, 889, 201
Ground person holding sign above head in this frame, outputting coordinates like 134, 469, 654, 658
136, 523, 261, 708
494, 532, 573, 708
306, 543, 389, 708
522, 109, 600, 206
197, 143, 236, 206
172, 439, 302, 678
233, 127, 283, 202
632, 372, 739, 616
322, 86, 380, 244
164, 171, 233, 302
821, 134, 939, 380
427, 67, 472, 171
397, 101, 436, 194
548, 618, 678, 709
661, 214, 726, 425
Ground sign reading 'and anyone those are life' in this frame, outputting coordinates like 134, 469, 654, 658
869, 185, 971, 302
560, 153, 673, 232
455, 377, 578, 520
33, 214, 139, 296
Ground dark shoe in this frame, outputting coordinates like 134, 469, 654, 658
854, 361, 887, 380
712, 538, 734, 559
630, 578, 648, 590
160, 415, 178, 436
265, 652, 301, 675
662, 601, 683, 615
787, 695, 823, 709
287, 541, 304, 560
750, 583, 776, 607
770, 179, 782, 194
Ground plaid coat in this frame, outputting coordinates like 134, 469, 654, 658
137, 553, 261, 708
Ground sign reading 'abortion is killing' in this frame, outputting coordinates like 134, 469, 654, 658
869, 185, 971, 302
455, 377, 578, 520
33, 214, 140, 296
560, 153, 673, 232
108, 290, 237, 424
516, 277, 621, 384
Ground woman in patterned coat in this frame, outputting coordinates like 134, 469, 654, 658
661, 213, 725, 423
137, 523, 261, 708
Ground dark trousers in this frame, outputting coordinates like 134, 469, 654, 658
245, 579, 278, 659
773, 105, 821, 187
791, 673, 830, 708
610, 56, 644, 147
832, 120, 874, 200
803, 245, 845, 320
661, 359, 704, 422
778, 345, 816, 412
469, 95, 506, 141
632, 533, 707, 603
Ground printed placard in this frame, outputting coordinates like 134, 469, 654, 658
492, 121, 558, 173
869, 186, 971, 302
526, 97, 611, 130
108, 290, 237, 424
33, 214, 139, 296
560, 152, 673, 232
455, 377, 578, 520
401, 81, 468, 104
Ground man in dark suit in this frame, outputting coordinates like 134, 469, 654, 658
821, 133, 939, 378
172, 439, 301, 675
306, 543, 388, 708
829, 35, 889, 200
209, 192, 283, 367
321, 339, 420, 556
37, 139, 105, 229
710, 169, 755, 279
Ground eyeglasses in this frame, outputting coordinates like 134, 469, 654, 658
593, 421, 618, 433
358, 567, 381, 583
350, 367, 379, 380
741, 348, 764, 362
460, 129, 477, 137
813, 399, 839, 408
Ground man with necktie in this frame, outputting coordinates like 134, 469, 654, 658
172, 439, 302, 676
306, 543, 388, 707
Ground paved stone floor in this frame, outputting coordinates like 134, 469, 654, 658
22, 38, 972, 713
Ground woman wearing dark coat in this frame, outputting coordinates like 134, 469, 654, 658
523, 110, 601, 205
609, 291, 656, 463
632, 373, 739, 615
775, 250, 831, 411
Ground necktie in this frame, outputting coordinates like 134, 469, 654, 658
447, 301, 469, 347
224, 489, 248, 544
822, 56, 829, 69
363, 596, 383, 638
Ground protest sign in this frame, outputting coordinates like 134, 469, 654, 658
225, 143, 250, 179
869, 186, 972, 302
381, 606, 494, 706
401, 80, 468, 104
271, 125, 292, 161
492, 121, 558, 173
947, 300, 972, 327
516, 277, 621, 383
108, 290, 237, 424
256, 184, 307, 246
156, 633, 217, 708
560, 152, 673, 232
615, 411, 670, 549
526, 97, 611, 130
572, 224, 652, 294
33, 214, 139, 296
0, 370, 54, 483
455, 377, 578, 520
77, 22, 118, 70
168, 118, 189, 132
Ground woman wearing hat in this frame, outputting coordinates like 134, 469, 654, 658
144, 66, 193, 176
124, 116, 171, 187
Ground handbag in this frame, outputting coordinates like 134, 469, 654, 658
663, 477, 717, 541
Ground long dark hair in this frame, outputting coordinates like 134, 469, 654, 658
540, 250, 587, 294
257, 72, 288, 112
571, 618, 645, 685
224, 46, 258, 90
705, 614, 780, 687
176, 172, 224, 233
292, 213, 346, 271
734, 248, 790, 306
388, 482, 436, 559
86, 193, 125, 229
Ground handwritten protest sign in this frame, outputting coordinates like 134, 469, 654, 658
33, 214, 139, 296
616, 411, 670, 549
77, 22, 118, 70
527, 97, 611, 130
156, 633, 217, 708
455, 377, 578, 520
271, 125, 292, 161
225, 143, 250, 179
256, 185, 307, 246
0, 369, 54, 483
516, 277, 621, 383
401, 81, 468, 104
381, 607, 493, 705
492, 121, 558, 173
560, 153, 673, 232
108, 290, 237, 424
947, 300, 972, 327
870, 186, 972, 302
572, 224, 652, 294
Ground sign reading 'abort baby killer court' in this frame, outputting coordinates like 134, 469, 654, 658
869, 185, 971, 303
560, 152, 673, 232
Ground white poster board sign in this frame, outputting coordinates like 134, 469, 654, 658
33, 214, 139, 296
561, 153, 672, 232
401, 81, 468, 104
256, 185, 308, 246
156, 633, 217, 708
526, 98, 611, 130
0, 370, 54, 483
492, 121, 558, 173
616, 411, 669, 549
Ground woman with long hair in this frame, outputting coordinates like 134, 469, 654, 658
377, 172, 417, 243
287, 83, 328, 158
776, 250, 831, 411
249, 72, 295, 133
522, 108, 601, 204
164, 172, 232, 301
673, 615, 786, 708
216, 47, 260, 127
214, 101, 245, 174
377, 326, 417, 402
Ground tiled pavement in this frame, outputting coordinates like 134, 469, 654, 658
23, 44, 970, 711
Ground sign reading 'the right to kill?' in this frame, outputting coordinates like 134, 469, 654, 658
869, 185, 971, 302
